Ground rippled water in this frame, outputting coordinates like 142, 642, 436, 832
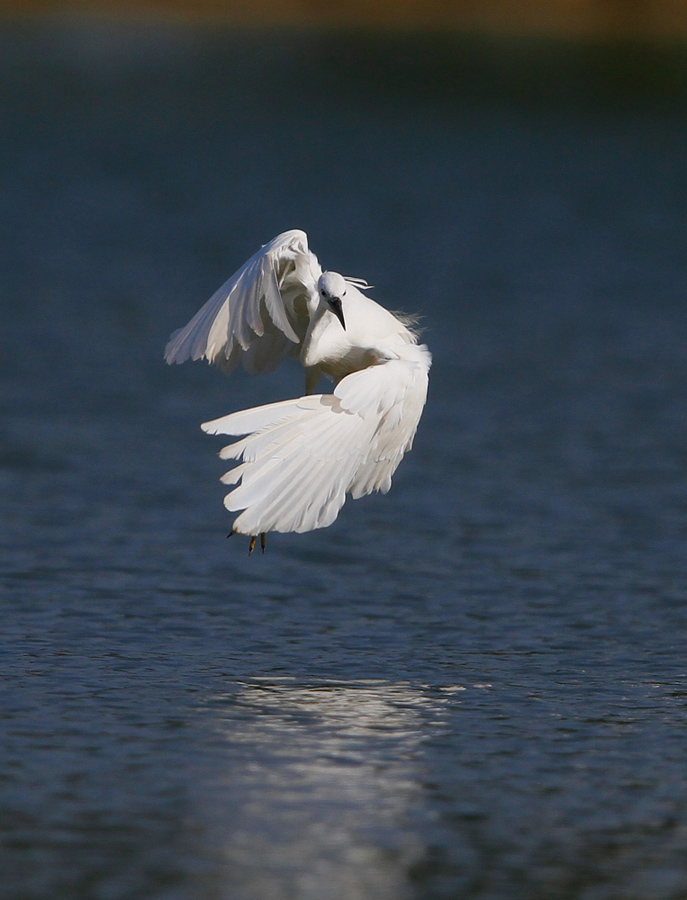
2, 22, 687, 900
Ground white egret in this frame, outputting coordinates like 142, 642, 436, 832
165, 229, 431, 553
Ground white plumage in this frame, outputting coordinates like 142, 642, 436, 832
165, 229, 431, 549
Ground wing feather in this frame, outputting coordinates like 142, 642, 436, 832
165, 229, 321, 374
200, 346, 431, 535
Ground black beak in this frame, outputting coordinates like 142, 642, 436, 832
327, 297, 346, 331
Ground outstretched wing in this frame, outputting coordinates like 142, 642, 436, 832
201, 345, 431, 535
165, 229, 321, 375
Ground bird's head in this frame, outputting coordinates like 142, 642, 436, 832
317, 271, 347, 331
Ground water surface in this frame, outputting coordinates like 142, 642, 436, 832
2, 23, 687, 900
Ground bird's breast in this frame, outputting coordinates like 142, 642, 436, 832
301, 307, 404, 381
317, 347, 386, 382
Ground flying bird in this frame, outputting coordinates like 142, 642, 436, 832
165, 229, 431, 553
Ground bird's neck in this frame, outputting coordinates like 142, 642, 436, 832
301, 305, 350, 371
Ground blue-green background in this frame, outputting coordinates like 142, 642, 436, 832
2, 23, 687, 899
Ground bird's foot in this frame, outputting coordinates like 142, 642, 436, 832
248, 533, 267, 555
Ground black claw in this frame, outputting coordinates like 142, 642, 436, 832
260, 532, 266, 553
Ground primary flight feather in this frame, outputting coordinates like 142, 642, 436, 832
165, 229, 431, 552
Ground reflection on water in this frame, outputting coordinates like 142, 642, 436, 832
192, 679, 455, 900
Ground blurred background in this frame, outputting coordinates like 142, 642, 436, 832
2, 3, 687, 900
2, 0, 687, 39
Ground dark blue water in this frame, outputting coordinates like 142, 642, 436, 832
2, 22, 687, 900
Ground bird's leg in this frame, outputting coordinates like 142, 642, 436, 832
248, 535, 257, 555
260, 532, 266, 553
